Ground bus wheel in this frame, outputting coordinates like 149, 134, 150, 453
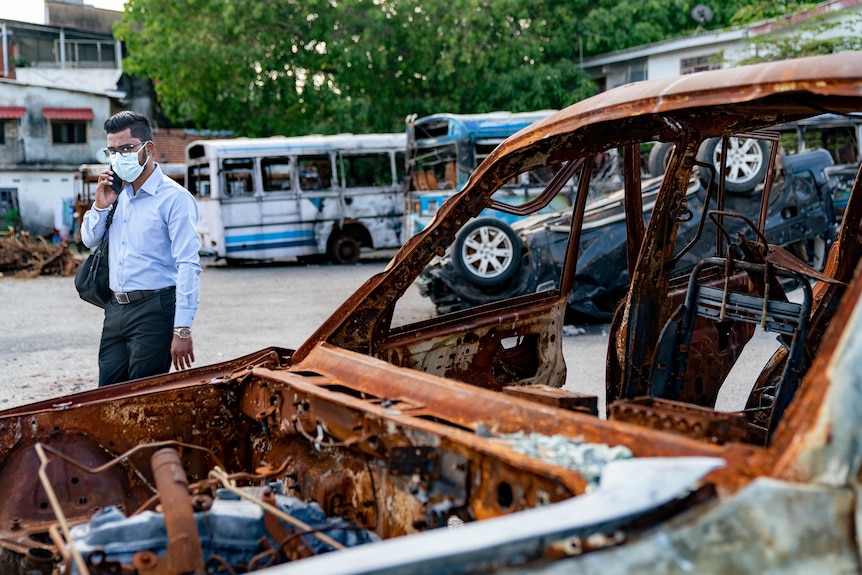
328, 232, 361, 265
452, 218, 522, 286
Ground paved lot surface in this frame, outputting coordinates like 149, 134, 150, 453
0, 254, 777, 412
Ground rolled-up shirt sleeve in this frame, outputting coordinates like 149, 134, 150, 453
169, 194, 202, 328
81, 206, 109, 249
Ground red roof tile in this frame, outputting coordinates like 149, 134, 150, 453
152, 128, 209, 164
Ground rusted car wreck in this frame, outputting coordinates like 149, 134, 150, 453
3, 53, 862, 574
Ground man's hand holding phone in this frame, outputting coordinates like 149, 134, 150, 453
95, 168, 123, 209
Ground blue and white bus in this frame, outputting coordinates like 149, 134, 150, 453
186, 133, 406, 264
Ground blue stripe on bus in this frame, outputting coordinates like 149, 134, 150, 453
225, 238, 316, 253
226, 229, 313, 245
225, 229, 316, 253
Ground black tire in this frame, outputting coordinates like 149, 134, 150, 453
697, 137, 770, 195
451, 218, 522, 287
328, 233, 361, 265
647, 142, 675, 176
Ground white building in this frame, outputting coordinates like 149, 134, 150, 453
0, 5, 125, 237
582, 0, 862, 90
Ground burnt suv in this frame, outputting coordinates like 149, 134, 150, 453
1, 54, 862, 574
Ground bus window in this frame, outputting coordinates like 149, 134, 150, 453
223, 158, 255, 197
341, 153, 393, 188
188, 164, 211, 197
298, 155, 332, 191
262, 157, 292, 192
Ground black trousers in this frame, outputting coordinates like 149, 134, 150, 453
98, 288, 176, 387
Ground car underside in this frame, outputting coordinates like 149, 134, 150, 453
419, 139, 844, 323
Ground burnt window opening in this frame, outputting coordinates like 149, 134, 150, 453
222, 158, 255, 197
262, 157, 292, 192
340, 152, 393, 188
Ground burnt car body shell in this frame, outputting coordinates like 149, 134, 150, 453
419, 146, 838, 322
1, 54, 862, 573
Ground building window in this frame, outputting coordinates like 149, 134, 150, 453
52, 122, 88, 144
42, 108, 93, 144
681, 53, 723, 75
56, 40, 119, 68
0, 107, 25, 143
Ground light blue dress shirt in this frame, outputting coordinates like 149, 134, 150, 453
81, 163, 202, 327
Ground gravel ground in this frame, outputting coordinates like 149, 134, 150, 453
0, 256, 414, 407
0, 254, 775, 412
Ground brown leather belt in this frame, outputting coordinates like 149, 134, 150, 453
113, 286, 174, 305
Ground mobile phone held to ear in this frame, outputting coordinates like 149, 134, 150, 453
110, 171, 124, 194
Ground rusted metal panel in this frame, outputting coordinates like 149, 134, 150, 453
502, 385, 598, 416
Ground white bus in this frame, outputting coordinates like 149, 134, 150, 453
185, 133, 406, 264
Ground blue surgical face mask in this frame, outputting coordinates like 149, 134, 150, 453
111, 146, 148, 183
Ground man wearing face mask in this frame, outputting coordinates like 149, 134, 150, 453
81, 111, 202, 386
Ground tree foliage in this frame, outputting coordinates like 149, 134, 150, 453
113, 0, 855, 137
737, 11, 862, 65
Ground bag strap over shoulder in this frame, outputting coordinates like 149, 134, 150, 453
105, 199, 118, 230
99, 200, 118, 249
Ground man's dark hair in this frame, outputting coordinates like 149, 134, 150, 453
104, 111, 153, 141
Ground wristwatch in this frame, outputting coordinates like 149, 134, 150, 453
173, 327, 192, 339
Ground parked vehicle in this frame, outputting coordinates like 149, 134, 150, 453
1, 53, 861, 574
186, 133, 406, 264
419, 145, 840, 321
404, 110, 568, 237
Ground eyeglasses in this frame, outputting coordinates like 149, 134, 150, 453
102, 140, 151, 159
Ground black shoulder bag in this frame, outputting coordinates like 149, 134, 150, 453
75, 202, 117, 308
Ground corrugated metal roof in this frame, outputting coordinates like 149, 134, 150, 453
0, 106, 26, 119
42, 107, 95, 120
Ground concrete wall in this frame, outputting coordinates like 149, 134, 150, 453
0, 169, 78, 237
46, 0, 122, 34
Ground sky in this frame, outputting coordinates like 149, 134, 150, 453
0, 0, 125, 24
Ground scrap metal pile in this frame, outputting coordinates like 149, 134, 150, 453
0, 232, 77, 277
0, 53, 861, 574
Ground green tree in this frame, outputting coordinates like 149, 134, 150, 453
116, 0, 599, 135
116, 0, 346, 135
114, 0, 851, 136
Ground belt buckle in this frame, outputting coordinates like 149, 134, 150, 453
115, 292, 131, 305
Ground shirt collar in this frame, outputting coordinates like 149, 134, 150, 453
133, 162, 165, 197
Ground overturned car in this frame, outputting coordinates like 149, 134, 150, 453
2, 53, 862, 574
419, 141, 842, 322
